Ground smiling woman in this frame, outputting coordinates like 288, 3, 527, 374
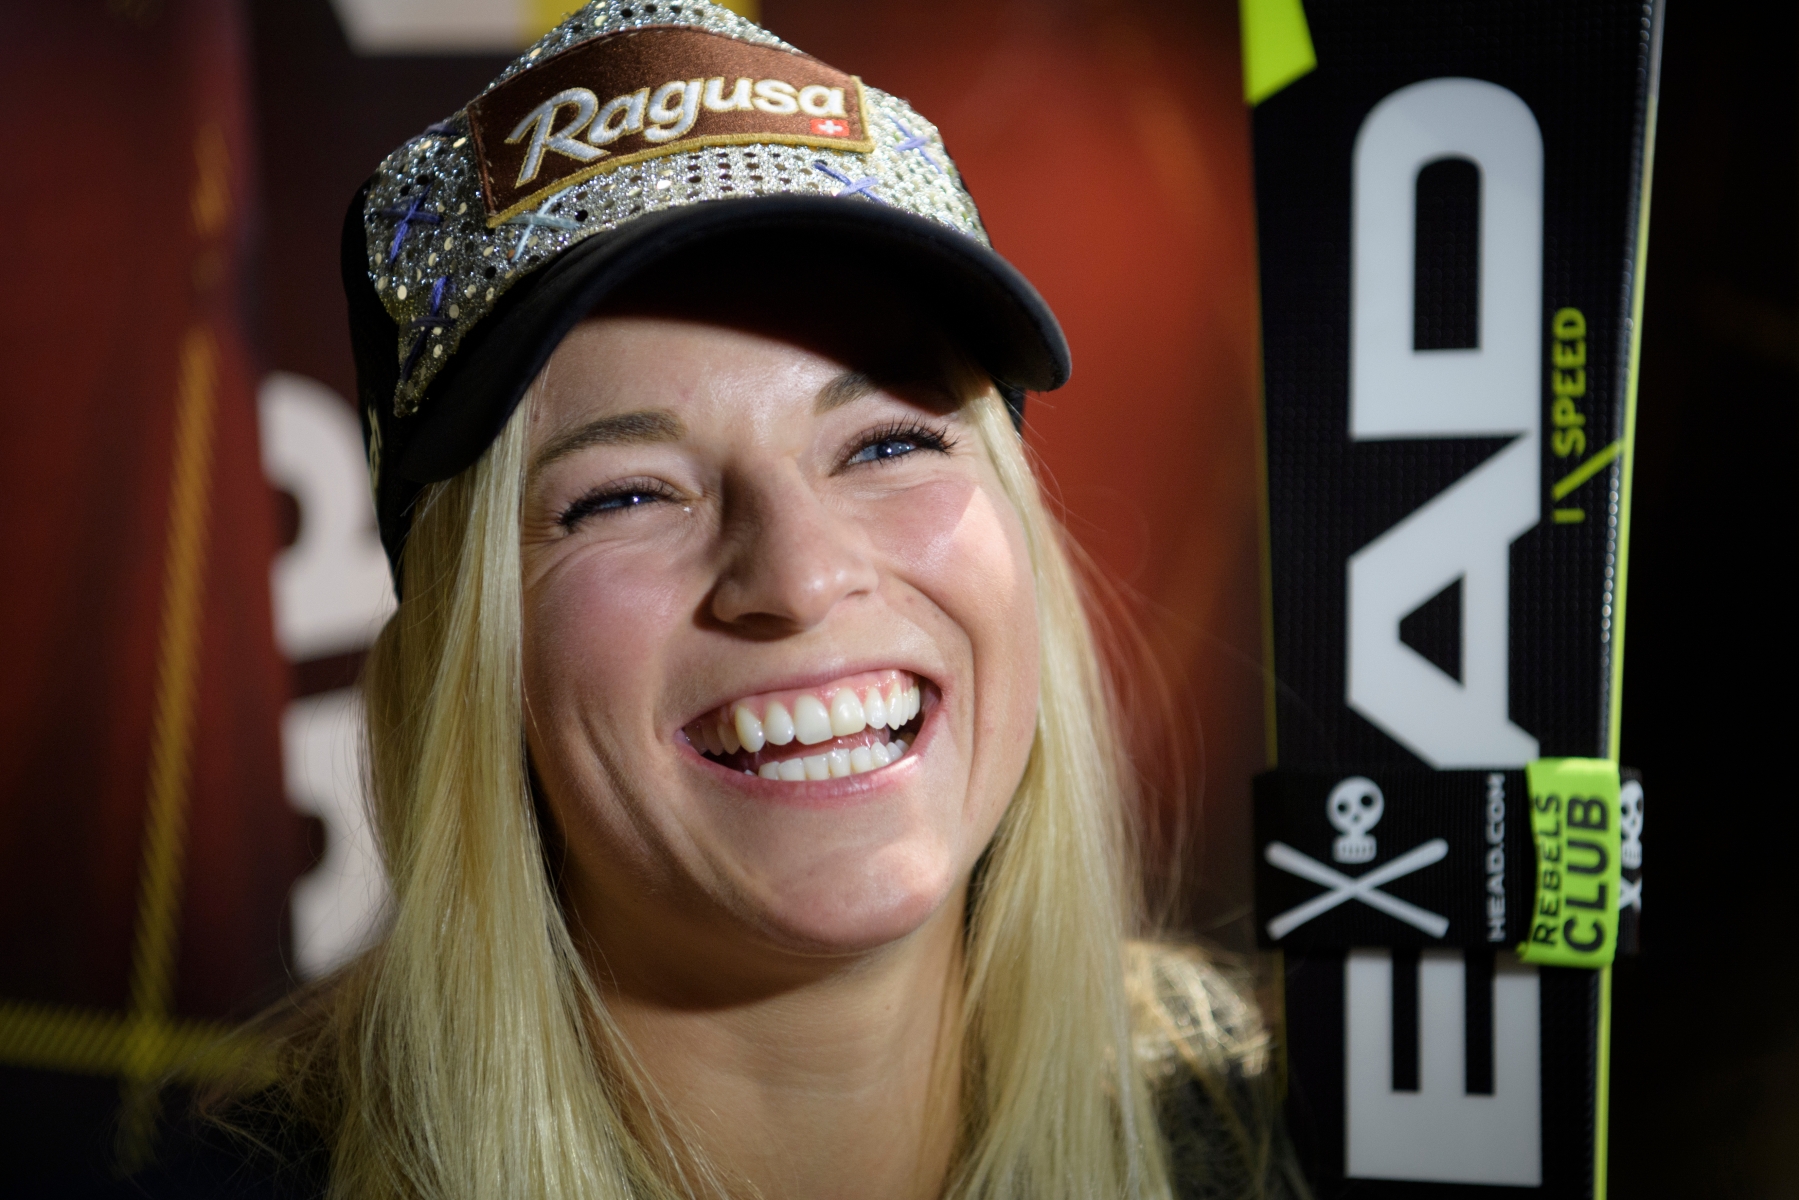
168, 3, 1297, 1199
516, 286, 1043, 983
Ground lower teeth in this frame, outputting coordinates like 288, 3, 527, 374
754, 739, 908, 781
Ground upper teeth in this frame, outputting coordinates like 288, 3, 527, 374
731, 679, 920, 752
687, 673, 924, 774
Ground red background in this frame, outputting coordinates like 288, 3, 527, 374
0, 0, 299, 1026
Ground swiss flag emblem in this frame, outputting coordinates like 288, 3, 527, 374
810, 117, 850, 137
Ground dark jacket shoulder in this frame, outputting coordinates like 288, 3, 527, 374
1127, 941, 1312, 1200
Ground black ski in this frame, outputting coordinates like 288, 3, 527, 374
1246, 1, 1662, 1195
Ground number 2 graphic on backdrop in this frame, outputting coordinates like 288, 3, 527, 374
260, 374, 397, 980
1342, 78, 1545, 1187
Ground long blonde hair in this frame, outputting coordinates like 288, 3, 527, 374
258, 384, 1274, 1199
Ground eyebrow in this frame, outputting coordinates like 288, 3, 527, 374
818, 366, 964, 415
530, 409, 686, 475
815, 371, 878, 414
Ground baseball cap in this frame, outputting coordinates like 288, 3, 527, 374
344, 0, 1071, 577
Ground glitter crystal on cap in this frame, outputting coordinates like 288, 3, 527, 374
363, 0, 986, 418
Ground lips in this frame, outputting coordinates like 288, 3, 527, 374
682, 669, 926, 780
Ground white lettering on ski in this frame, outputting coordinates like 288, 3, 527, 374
1346, 949, 1543, 1186
1341, 77, 1546, 1188
1346, 76, 1542, 769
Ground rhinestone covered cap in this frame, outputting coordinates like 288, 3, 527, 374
362, 0, 989, 418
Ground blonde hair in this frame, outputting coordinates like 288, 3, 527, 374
253, 385, 1279, 1199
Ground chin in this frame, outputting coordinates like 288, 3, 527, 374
743, 841, 963, 956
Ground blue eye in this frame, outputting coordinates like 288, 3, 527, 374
844, 420, 955, 468
847, 435, 921, 465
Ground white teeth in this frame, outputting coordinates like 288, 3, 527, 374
793, 694, 834, 745
829, 689, 866, 737
755, 741, 899, 782
763, 701, 795, 746
720, 676, 923, 780
734, 705, 765, 753
862, 686, 887, 730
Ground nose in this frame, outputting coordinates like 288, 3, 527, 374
708, 462, 879, 634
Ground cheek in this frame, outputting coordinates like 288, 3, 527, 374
875, 476, 1039, 746
523, 548, 694, 746
958, 493, 1040, 758
877, 475, 1027, 599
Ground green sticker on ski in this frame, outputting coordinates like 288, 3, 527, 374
1519, 758, 1622, 968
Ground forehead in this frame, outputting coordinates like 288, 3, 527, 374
525, 314, 971, 487
538, 315, 843, 418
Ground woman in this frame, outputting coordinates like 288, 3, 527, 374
193, 3, 1297, 1197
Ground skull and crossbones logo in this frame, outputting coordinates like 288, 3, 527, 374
1263, 774, 1450, 942
1329, 776, 1384, 864
1619, 778, 1643, 870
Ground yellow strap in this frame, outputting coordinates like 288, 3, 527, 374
115, 324, 222, 1170
0, 1001, 252, 1086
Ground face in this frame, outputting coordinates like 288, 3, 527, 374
519, 302, 1040, 994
